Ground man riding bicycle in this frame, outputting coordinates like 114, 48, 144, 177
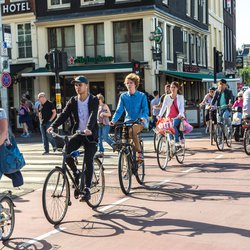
243, 82, 250, 118
110, 73, 149, 162
47, 75, 99, 201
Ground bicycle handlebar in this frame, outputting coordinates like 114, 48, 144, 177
113, 118, 144, 127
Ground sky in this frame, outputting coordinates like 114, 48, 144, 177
236, 0, 250, 49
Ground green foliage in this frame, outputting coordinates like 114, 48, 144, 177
239, 67, 250, 84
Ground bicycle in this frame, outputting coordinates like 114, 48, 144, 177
153, 128, 163, 152
0, 192, 15, 241
242, 116, 250, 155
156, 130, 185, 170
42, 131, 105, 225
112, 119, 145, 195
208, 108, 216, 145
214, 106, 233, 151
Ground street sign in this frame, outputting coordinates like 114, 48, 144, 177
1, 72, 12, 88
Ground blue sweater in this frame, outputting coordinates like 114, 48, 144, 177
112, 91, 149, 127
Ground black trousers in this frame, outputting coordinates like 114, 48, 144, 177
65, 134, 97, 189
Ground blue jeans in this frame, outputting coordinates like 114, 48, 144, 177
170, 117, 183, 143
98, 124, 114, 152
40, 121, 56, 153
217, 109, 231, 127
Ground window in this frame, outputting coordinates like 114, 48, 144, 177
84, 23, 104, 58
162, 0, 169, 5
202, 0, 207, 23
197, 37, 202, 65
48, 0, 70, 9
166, 25, 172, 61
224, 0, 232, 13
48, 26, 75, 57
81, 0, 104, 5
17, 23, 32, 58
186, 0, 191, 16
183, 31, 189, 63
194, 0, 198, 20
190, 34, 196, 64
113, 19, 143, 62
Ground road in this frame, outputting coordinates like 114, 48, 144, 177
1, 134, 250, 250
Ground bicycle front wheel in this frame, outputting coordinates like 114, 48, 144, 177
215, 124, 224, 151
86, 158, 105, 208
226, 125, 232, 147
244, 128, 250, 155
0, 196, 15, 241
156, 135, 170, 170
118, 150, 132, 195
42, 167, 70, 225
135, 139, 145, 185
176, 139, 185, 164
209, 121, 214, 145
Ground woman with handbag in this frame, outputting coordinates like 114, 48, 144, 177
97, 94, 114, 156
158, 81, 185, 150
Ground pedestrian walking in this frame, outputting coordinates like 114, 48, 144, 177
96, 93, 113, 156
18, 98, 31, 137
150, 90, 160, 130
37, 92, 57, 155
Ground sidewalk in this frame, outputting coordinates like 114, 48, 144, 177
15, 127, 207, 144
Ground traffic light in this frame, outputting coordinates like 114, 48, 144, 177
45, 50, 68, 72
215, 50, 223, 73
132, 60, 140, 75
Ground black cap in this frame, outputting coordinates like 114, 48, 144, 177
209, 87, 216, 91
71, 75, 89, 84
220, 79, 227, 84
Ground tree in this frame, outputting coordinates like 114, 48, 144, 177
239, 67, 250, 84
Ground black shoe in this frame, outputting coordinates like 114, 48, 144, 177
42, 151, 49, 155
82, 188, 91, 201
73, 171, 80, 187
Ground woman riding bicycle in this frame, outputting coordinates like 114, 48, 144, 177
157, 81, 185, 150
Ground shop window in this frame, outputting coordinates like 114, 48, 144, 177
17, 23, 32, 58
89, 82, 104, 97
48, 26, 75, 58
81, 0, 104, 5
47, 0, 70, 9
84, 23, 104, 58
113, 19, 143, 62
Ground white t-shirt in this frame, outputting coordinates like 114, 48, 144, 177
243, 87, 250, 117
78, 96, 90, 132
0, 108, 7, 120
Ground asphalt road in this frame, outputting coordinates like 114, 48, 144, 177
1, 135, 250, 250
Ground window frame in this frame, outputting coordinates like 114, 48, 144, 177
81, 0, 105, 6
47, 0, 70, 10
17, 23, 32, 59
186, 0, 191, 16
166, 24, 173, 62
183, 30, 189, 64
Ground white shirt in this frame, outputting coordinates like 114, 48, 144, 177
0, 108, 7, 120
77, 96, 89, 132
243, 87, 250, 117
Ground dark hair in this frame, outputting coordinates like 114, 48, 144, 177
220, 79, 227, 84
171, 81, 182, 95
153, 90, 159, 96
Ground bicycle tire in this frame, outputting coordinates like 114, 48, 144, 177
244, 128, 250, 155
86, 158, 105, 208
176, 139, 185, 164
215, 124, 224, 151
209, 121, 214, 145
225, 125, 232, 147
0, 196, 15, 241
156, 135, 170, 170
118, 150, 132, 195
135, 140, 145, 185
153, 132, 159, 152
42, 167, 70, 225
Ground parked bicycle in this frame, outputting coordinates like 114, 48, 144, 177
156, 130, 185, 170
0, 192, 15, 241
112, 119, 145, 195
42, 131, 105, 225
242, 116, 250, 155
214, 106, 233, 151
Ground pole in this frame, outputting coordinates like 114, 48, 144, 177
0, 1, 9, 117
213, 47, 217, 85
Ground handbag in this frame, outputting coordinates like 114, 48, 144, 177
0, 135, 26, 176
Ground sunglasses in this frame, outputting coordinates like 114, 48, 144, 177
238, 96, 243, 98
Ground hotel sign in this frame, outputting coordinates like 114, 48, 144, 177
1, 1, 31, 15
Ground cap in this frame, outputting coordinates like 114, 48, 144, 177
71, 75, 89, 85
209, 87, 216, 91
220, 79, 227, 84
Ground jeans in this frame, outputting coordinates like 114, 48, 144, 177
65, 134, 97, 189
98, 124, 114, 152
217, 109, 231, 127
40, 121, 56, 153
169, 117, 183, 143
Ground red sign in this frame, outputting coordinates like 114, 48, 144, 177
1, 72, 12, 88
183, 65, 200, 73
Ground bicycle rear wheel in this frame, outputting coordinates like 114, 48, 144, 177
244, 128, 250, 155
86, 158, 105, 208
118, 150, 132, 195
135, 139, 145, 185
153, 132, 160, 152
0, 196, 15, 241
42, 167, 70, 225
215, 124, 224, 151
176, 139, 185, 164
156, 135, 170, 170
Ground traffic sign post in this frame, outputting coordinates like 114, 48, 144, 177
1, 72, 12, 88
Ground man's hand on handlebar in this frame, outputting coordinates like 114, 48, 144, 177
84, 128, 92, 136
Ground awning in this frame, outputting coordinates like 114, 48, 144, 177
10, 63, 35, 77
21, 63, 134, 77
160, 70, 214, 81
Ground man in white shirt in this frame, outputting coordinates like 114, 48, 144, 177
243, 83, 250, 118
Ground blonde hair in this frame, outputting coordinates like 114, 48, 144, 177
97, 93, 105, 102
124, 73, 140, 89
